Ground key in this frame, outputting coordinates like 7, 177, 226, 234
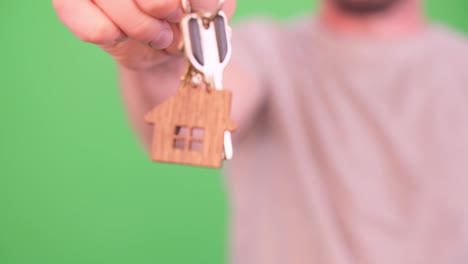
180, 10, 234, 159
180, 11, 232, 90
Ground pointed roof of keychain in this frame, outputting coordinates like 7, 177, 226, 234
144, 85, 236, 132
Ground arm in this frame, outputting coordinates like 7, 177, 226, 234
53, 0, 265, 152
119, 36, 265, 151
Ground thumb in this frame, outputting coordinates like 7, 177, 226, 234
188, 0, 237, 19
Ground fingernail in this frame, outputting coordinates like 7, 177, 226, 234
149, 27, 173, 50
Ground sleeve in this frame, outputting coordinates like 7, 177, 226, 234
227, 18, 281, 141
226, 17, 286, 140
230, 17, 286, 97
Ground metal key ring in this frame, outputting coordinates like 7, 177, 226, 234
181, 0, 225, 15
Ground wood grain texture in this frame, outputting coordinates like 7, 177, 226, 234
145, 86, 236, 168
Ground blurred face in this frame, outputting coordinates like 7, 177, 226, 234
332, 0, 402, 15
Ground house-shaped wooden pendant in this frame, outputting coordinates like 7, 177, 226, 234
145, 85, 236, 168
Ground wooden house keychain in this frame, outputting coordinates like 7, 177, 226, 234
145, 0, 236, 168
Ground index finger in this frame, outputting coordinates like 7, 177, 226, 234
134, 0, 236, 23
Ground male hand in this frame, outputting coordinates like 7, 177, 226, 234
53, 0, 236, 70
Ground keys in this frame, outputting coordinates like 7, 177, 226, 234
180, 9, 234, 160
180, 11, 232, 90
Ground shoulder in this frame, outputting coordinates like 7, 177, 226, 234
232, 16, 294, 37
429, 24, 468, 60
231, 16, 314, 66
431, 24, 468, 46
231, 15, 312, 49
426, 25, 468, 96
230, 16, 312, 78
231, 16, 281, 47
416, 24, 468, 85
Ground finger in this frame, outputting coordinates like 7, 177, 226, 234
93, 0, 173, 49
135, 0, 236, 23
163, 23, 183, 54
133, 0, 181, 22
53, 0, 126, 45
191, 0, 236, 18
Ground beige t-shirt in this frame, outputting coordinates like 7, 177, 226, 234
226, 17, 468, 264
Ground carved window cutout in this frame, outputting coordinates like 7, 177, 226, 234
173, 126, 188, 150
175, 126, 189, 137
191, 128, 205, 139
173, 126, 204, 152
189, 141, 203, 152
173, 139, 186, 150
189, 128, 204, 152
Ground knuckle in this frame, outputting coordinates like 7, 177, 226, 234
192, 0, 216, 11
77, 23, 114, 44
136, 0, 176, 16
127, 18, 154, 41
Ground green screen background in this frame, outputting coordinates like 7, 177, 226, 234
0, 1, 467, 263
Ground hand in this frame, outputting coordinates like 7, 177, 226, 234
53, 0, 236, 70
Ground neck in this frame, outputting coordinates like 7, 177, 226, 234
318, 0, 428, 39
